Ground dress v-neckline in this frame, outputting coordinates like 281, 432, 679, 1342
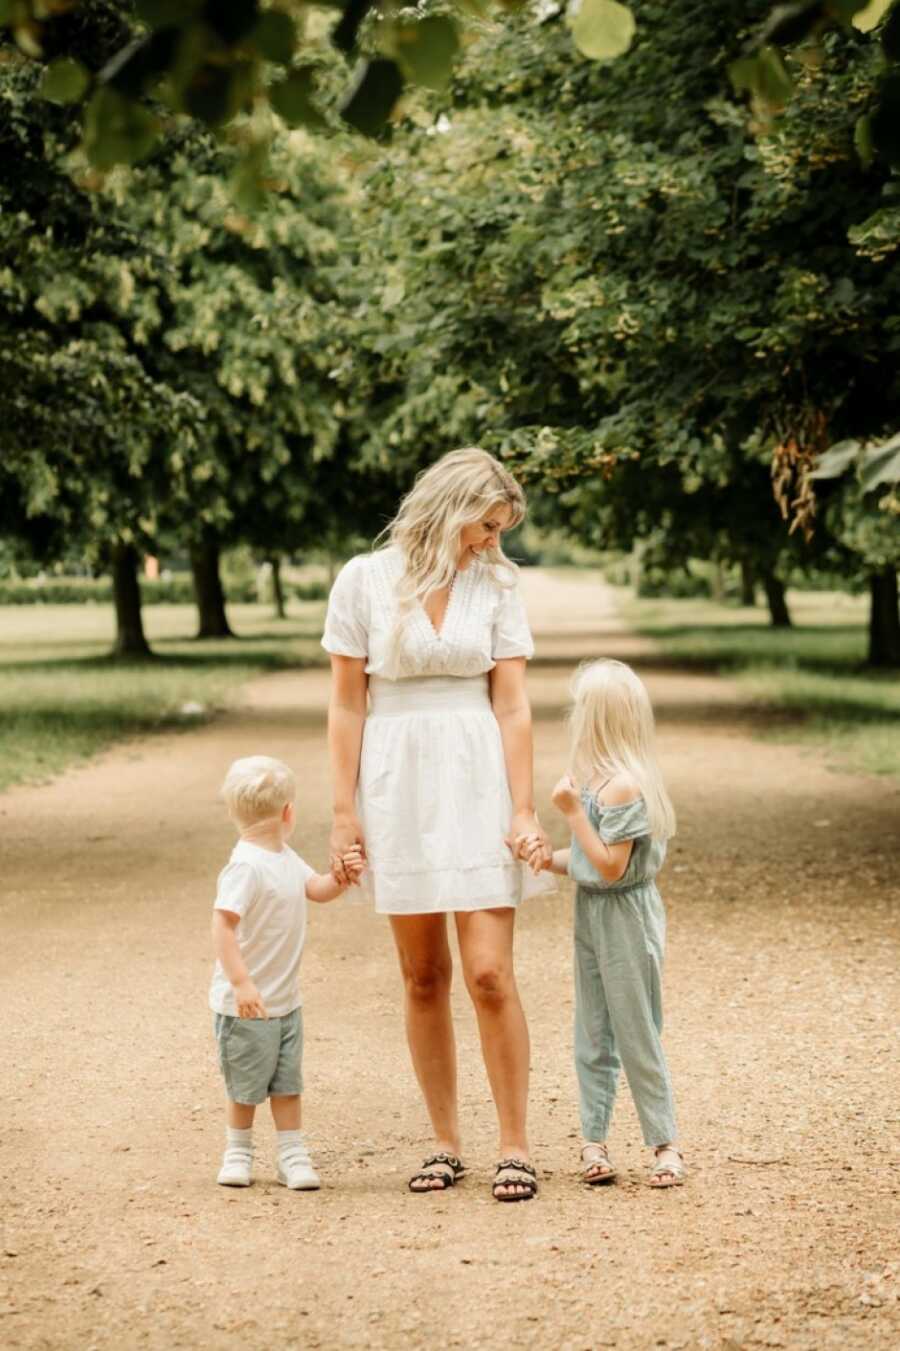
421, 569, 461, 641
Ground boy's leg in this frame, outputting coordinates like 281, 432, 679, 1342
227, 1101, 256, 1130
214, 1013, 278, 1186
595, 892, 677, 1149
574, 893, 621, 1146
269, 1012, 319, 1190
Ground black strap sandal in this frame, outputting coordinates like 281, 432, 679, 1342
493, 1157, 538, 1202
408, 1152, 466, 1193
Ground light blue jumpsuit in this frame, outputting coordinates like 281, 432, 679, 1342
569, 792, 677, 1148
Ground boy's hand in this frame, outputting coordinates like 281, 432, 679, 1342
515, 832, 549, 872
551, 774, 581, 818
336, 845, 365, 887
234, 980, 268, 1019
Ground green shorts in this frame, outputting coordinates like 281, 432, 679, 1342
213, 1008, 303, 1105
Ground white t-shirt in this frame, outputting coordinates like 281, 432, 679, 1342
321, 547, 534, 679
208, 840, 314, 1017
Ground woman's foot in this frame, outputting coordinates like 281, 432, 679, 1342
581, 1141, 616, 1185
408, 1151, 466, 1193
493, 1157, 538, 1201
649, 1144, 685, 1188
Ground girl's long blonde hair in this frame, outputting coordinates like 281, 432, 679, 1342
377, 447, 526, 675
568, 659, 676, 841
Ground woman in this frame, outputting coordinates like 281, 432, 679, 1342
323, 448, 552, 1201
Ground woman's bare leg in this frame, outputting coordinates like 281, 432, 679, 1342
390, 913, 460, 1183
455, 907, 531, 1196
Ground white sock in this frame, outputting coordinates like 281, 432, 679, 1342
277, 1129, 304, 1158
226, 1127, 253, 1150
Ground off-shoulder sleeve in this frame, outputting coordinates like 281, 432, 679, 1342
491, 580, 534, 660
321, 555, 370, 658
595, 797, 651, 845
214, 861, 258, 917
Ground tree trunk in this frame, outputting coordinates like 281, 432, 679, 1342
740, 560, 756, 607
189, 531, 233, 639
762, 569, 792, 628
111, 542, 152, 658
710, 558, 725, 603
867, 566, 900, 668
270, 555, 286, 620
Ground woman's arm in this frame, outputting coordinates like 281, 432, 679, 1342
490, 657, 551, 869
327, 655, 369, 882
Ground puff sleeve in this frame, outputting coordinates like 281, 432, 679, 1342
491, 580, 535, 660
321, 555, 370, 659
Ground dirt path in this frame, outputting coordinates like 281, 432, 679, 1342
2, 571, 899, 1351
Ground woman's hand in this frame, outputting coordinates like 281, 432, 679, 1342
330, 812, 366, 885
507, 809, 551, 874
551, 774, 581, 819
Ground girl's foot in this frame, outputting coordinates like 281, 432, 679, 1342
581, 1141, 616, 1185
649, 1145, 685, 1188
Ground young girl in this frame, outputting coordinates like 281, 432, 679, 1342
520, 658, 684, 1188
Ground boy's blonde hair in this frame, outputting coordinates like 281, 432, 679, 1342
568, 659, 676, 841
376, 447, 526, 676
221, 756, 296, 825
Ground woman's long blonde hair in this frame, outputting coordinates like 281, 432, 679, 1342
568, 659, 676, 841
377, 447, 526, 675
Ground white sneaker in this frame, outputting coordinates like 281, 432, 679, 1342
277, 1142, 320, 1191
217, 1146, 253, 1187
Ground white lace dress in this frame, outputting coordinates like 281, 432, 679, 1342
321, 546, 553, 914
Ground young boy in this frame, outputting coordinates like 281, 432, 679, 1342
210, 755, 363, 1190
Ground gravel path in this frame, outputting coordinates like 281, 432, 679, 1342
2, 571, 898, 1350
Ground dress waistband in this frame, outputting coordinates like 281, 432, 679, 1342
368, 674, 491, 716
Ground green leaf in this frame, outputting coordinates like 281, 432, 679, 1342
270, 67, 326, 128
809, 439, 861, 479
854, 112, 874, 167
852, 0, 895, 31
254, 10, 296, 65
84, 87, 159, 168
568, 0, 636, 61
827, 0, 870, 21
40, 58, 90, 105
339, 57, 403, 137
860, 435, 900, 491
393, 17, 460, 92
729, 46, 793, 110
0, 0, 13, 24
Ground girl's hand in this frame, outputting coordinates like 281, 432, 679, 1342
330, 813, 366, 885
551, 774, 581, 818
508, 810, 551, 873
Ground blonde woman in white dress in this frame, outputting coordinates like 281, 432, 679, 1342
322, 448, 553, 1201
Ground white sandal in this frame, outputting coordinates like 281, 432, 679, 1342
581, 1142, 617, 1186
649, 1145, 686, 1188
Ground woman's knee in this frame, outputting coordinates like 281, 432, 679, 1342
465, 961, 515, 1007
401, 957, 452, 1005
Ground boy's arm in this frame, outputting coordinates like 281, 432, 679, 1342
305, 847, 365, 904
211, 910, 268, 1018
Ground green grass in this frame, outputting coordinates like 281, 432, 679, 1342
0, 600, 327, 793
620, 590, 900, 778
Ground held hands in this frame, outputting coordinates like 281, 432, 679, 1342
330, 813, 367, 886
334, 843, 366, 888
506, 809, 552, 875
234, 979, 268, 1020
550, 773, 581, 818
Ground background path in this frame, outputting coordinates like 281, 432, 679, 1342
2, 571, 898, 1350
